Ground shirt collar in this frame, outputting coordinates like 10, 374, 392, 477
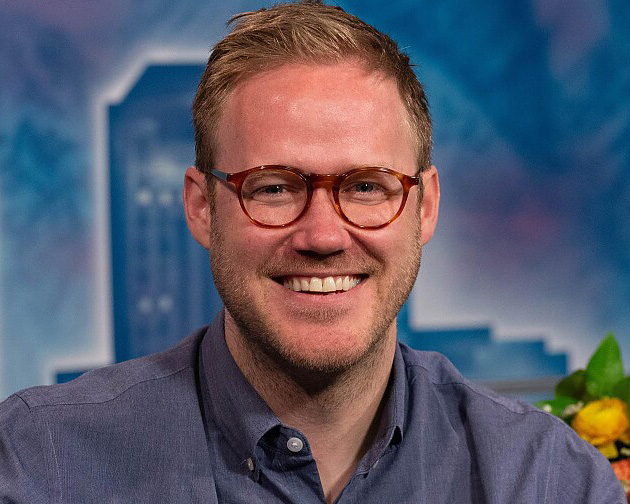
356, 342, 406, 472
199, 311, 281, 462
199, 310, 406, 464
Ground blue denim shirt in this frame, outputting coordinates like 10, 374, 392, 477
0, 313, 625, 503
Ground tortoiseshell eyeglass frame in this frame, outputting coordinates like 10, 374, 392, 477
209, 165, 420, 230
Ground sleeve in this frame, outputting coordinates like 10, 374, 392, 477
0, 394, 52, 504
550, 420, 627, 503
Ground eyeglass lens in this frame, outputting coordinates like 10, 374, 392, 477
240, 168, 405, 227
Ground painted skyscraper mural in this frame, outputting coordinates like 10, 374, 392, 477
0, 1, 628, 400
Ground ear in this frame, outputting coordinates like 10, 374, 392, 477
420, 165, 440, 245
183, 166, 211, 250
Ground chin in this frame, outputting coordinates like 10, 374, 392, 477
265, 323, 388, 376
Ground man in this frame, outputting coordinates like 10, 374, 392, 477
0, 2, 625, 503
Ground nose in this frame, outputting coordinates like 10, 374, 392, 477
288, 187, 353, 255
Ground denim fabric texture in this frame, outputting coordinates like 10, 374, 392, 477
0, 312, 625, 503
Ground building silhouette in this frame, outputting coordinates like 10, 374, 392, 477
108, 64, 223, 362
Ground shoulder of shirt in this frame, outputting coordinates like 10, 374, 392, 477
398, 343, 626, 501
397, 343, 615, 475
398, 341, 564, 420
5, 326, 209, 410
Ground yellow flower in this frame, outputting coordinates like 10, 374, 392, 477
571, 398, 630, 449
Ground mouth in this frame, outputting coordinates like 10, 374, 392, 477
275, 275, 366, 294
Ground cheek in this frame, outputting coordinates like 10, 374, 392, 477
210, 195, 250, 245
376, 217, 421, 258
210, 205, 287, 268
379, 224, 422, 279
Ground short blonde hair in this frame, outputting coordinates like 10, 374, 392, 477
193, 1, 432, 180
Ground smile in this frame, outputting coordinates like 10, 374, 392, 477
280, 275, 364, 293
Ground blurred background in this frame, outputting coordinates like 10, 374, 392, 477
0, 0, 628, 402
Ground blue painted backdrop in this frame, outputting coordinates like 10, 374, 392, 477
0, 0, 628, 399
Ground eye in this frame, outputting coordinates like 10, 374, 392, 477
343, 181, 388, 197
259, 185, 286, 195
250, 183, 301, 198
353, 182, 377, 193
339, 171, 403, 207
241, 169, 306, 202
244, 180, 305, 207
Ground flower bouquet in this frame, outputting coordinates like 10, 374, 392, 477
536, 333, 630, 501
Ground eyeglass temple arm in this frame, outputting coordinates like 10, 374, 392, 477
209, 168, 229, 181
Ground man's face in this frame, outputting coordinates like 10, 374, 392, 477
187, 62, 439, 376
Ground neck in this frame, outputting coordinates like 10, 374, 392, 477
224, 312, 396, 503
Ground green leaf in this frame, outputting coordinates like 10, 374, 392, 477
555, 369, 586, 400
611, 376, 630, 404
535, 396, 580, 418
585, 332, 624, 398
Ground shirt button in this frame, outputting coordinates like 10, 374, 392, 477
246, 457, 255, 471
286, 437, 304, 453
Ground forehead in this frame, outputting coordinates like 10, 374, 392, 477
215, 62, 416, 172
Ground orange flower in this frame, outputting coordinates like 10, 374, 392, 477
611, 459, 630, 498
571, 398, 630, 456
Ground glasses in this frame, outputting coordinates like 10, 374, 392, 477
210, 165, 420, 229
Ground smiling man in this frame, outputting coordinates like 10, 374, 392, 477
0, 2, 626, 503
185, 56, 435, 501
188, 61, 430, 376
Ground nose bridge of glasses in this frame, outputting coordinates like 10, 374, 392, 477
299, 173, 344, 222
304, 173, 341, 191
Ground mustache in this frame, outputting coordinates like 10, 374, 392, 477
260, 252, 381, 277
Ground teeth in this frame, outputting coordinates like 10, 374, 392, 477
281, 275, 362, 293
292, 278, 301, 292
342, 276, 350, 291
310, 277, 323, 292
323, 277, 336, 292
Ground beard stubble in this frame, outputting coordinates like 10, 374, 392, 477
208, 211, 423, 387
